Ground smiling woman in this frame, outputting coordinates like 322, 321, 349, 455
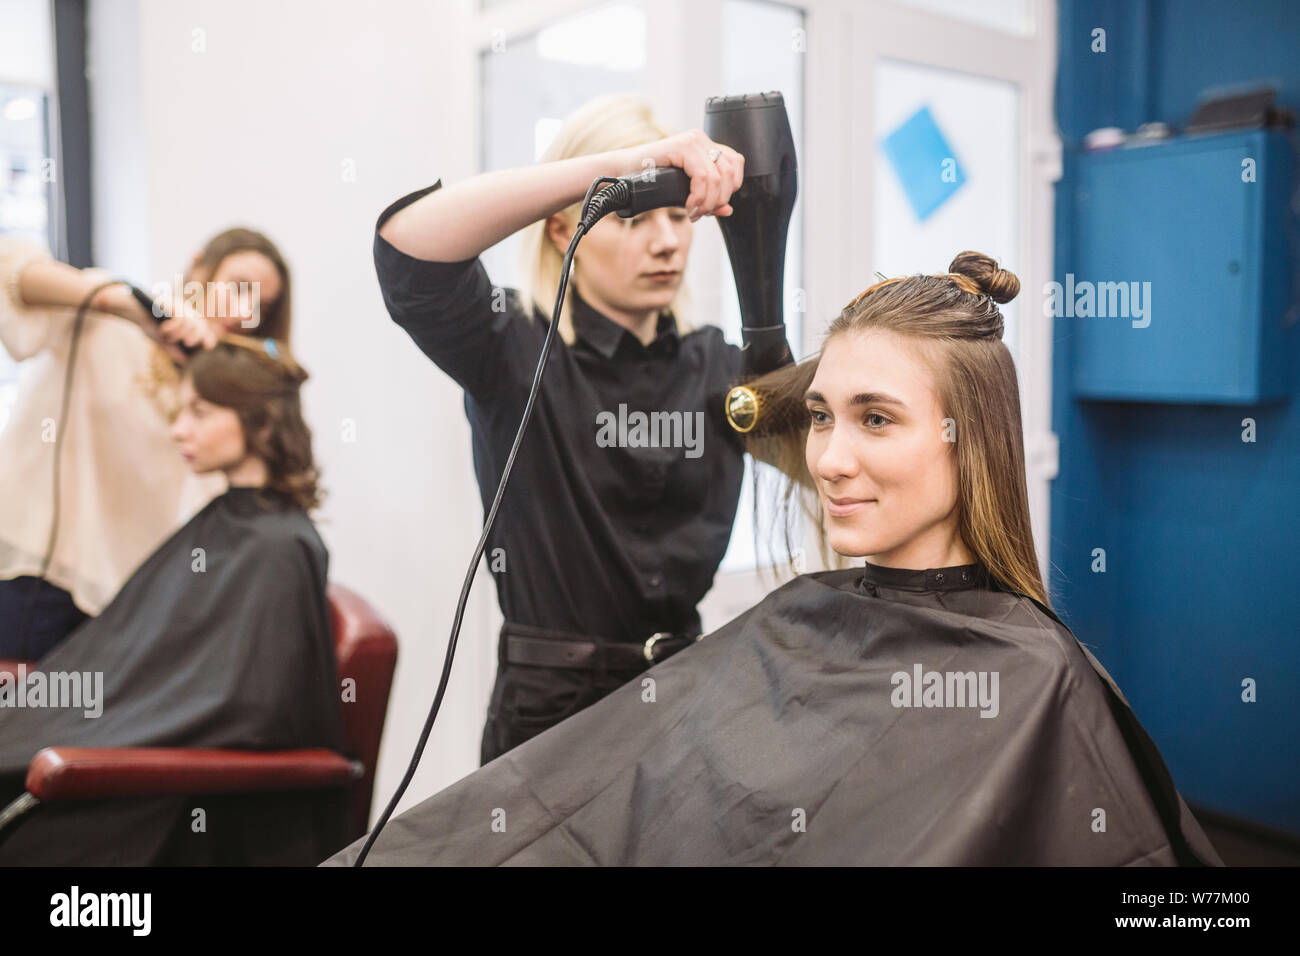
745, 250, 1043, 603
804, 333, 977, 569
321, 251, 1222, 867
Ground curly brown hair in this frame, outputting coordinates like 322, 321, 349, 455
184, 336, 323, 513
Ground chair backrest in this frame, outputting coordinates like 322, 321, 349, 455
326, 583, 399, 841
4, 589, 397, 845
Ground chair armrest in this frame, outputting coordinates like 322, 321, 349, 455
26, 747, 362, 802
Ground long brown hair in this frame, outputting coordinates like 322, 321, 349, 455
740, 251, 1047, 607
144, 228, 293, 405
191, 227, 293, 341
184, 336, 323, 513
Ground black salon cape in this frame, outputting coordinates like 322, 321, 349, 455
326, 564, 1222, 866
0, 487, 346, 865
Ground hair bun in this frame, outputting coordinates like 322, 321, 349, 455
949, 251, 1020, 304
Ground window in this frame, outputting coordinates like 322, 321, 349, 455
0, 0, 56, 433
873, 58, 1021, 362
889, 0, 1033, 36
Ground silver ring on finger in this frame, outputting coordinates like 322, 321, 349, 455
708, 147, 721, 163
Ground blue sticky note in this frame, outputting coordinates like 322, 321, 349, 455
880, 105, 965, 221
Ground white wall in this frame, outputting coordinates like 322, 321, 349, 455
88, 0, 497, 820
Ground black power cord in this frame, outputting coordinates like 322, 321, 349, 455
354, 174, 635, 866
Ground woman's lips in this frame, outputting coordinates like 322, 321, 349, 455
825, 497, 875, 517
644, 271, 679, 282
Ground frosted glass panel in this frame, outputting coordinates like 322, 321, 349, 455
0, 0, 54, 87
718, 0, 805, 365
479, 1, 648, 286
873, 58, 1020, 360
890, 0, 1033, 35
0, 0, 54, 434
717, 0, 806, 575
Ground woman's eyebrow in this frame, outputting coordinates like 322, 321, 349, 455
803, 389, 907, 408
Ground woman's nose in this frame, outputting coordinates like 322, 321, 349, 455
647, 211, 680, 250
814, 423, 860, 481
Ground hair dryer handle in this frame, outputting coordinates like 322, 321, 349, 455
129, 285, 200, 358
615, 166, 692, 219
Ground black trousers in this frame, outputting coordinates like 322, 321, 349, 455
479, 658, 647, 766
0, 576, 90, 661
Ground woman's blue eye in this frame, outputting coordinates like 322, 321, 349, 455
807, 408, 829, 425
865, 413, 890, 428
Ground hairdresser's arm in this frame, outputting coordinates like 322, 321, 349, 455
17, 260, 215, 361
379, 131, 743, 262
17, 258, 135, 316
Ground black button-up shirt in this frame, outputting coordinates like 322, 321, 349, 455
374, 181, 792, 644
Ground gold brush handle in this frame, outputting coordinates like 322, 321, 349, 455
724, 384, 763, 433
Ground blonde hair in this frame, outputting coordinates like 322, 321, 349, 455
516, 93, 695, 345
742, 251, 1048, 607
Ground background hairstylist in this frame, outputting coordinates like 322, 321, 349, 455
0, 230, 290, 658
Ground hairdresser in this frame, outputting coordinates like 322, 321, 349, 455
0, 229, 292, 659
375, 93, 793, 764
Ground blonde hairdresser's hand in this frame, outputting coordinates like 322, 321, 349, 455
616, 130, 745, 222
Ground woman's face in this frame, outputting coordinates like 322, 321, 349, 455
170, 376, 250, 475
190, 250, 283, 335
552, 207, 692, 317
804, 329, 967, 568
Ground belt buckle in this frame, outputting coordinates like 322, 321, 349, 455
643, 632, 674, 664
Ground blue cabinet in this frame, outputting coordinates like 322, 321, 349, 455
1070, 130, 1295, 403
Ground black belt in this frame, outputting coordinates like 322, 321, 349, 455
501, 621, 702, 671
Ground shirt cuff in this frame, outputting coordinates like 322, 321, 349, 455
373, 180, 485, 291
376, 180, 445, 232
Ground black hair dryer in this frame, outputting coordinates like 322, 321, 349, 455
706, 90, 798, 370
